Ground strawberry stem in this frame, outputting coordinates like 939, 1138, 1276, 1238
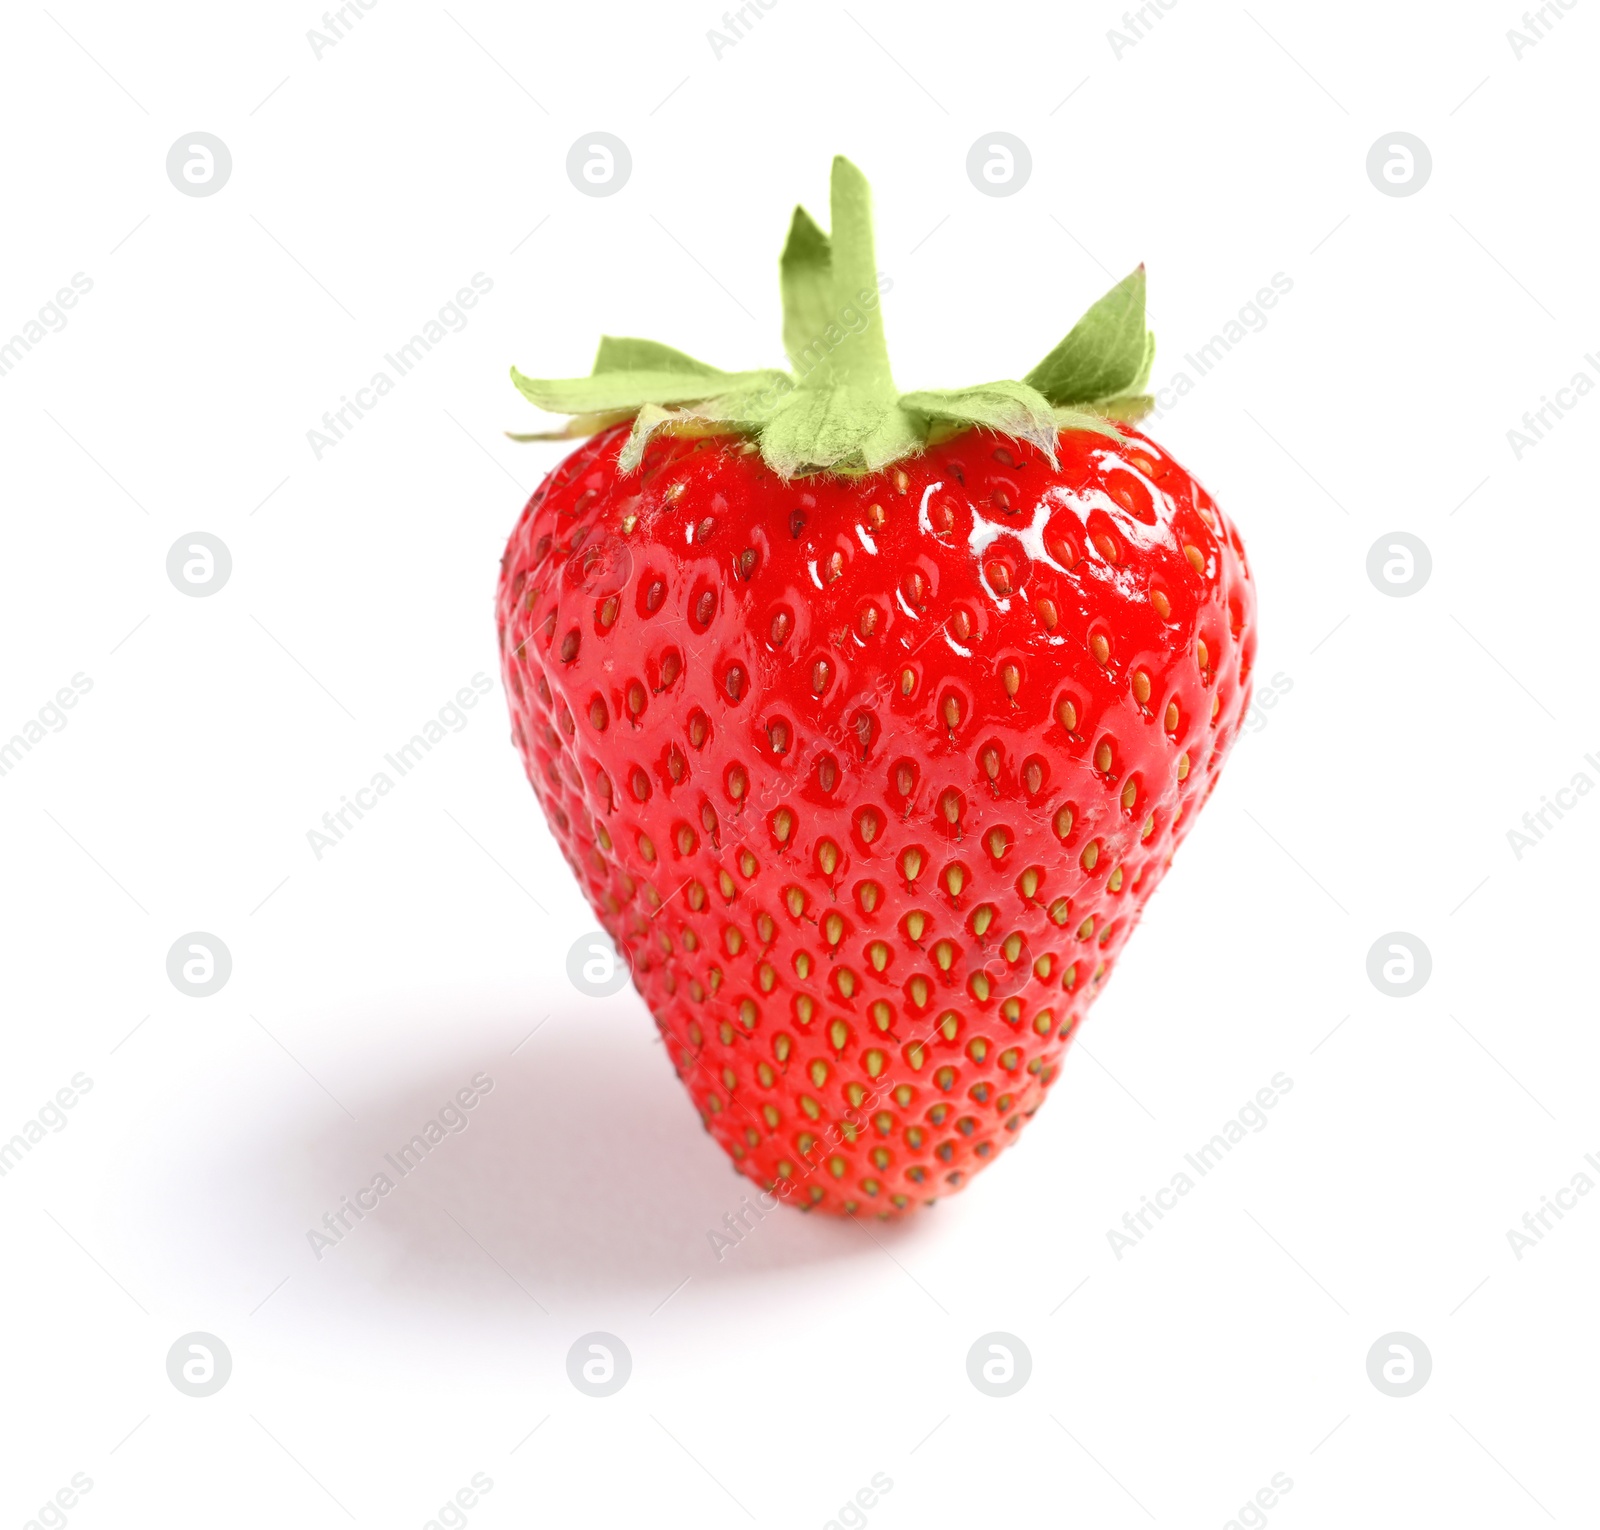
808, 156, 896, 402
508, 157, 1159, 479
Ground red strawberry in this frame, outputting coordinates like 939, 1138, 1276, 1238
497, 159, 1255, 1216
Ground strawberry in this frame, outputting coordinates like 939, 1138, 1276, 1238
497, 158, 1255, 1216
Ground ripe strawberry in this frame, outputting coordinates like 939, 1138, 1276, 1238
497, 159, 1255, 1216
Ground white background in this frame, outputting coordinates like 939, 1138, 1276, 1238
2, 2, 1596, 1526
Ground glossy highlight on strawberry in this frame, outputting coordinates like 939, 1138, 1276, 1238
497, 418, 1255, 1215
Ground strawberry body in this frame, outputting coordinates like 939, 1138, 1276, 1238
497, 420, 1255, 1215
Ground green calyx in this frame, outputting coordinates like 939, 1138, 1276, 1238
509, 156, 1156, 479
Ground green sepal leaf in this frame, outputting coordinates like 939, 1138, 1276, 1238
758, 388, 874, 478
616, 404, 680, 472
813, 157, 896, 399
1089, 395, 1154, 425
509, 363, 789, 416
615, 385, 794, 472
686, 382, 796, 427
779, 208, 834, 375
1024, 267, 1155, 408
1050, 408, 1129, 444
777, 158, 898, 402
507, 159, 1160, 482
591, 336, 721, 376
755, 382, 908, 476
505, 409, 637, 442
856, 404, 923, 473
900, 380, 1062, 462
758, 157, 913, 477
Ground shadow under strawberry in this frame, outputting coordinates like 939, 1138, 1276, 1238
269, 1011, 926, 1309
